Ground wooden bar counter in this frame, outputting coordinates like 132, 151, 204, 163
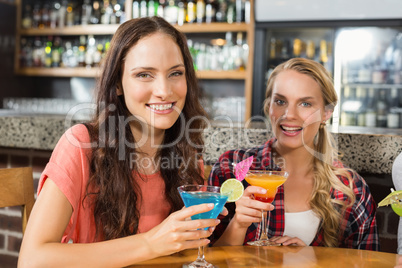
130, 245, 399, 268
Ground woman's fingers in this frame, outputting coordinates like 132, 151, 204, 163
175, 203, 215, 221
270, 236, 306, 246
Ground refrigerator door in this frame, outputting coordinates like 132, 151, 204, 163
335, 26, 402, 130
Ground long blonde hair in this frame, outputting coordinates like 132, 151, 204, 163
263, 58, 355, 247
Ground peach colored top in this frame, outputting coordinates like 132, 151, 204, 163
38, 124, 172, 243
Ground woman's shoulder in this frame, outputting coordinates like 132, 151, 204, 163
53, 123, 93, 153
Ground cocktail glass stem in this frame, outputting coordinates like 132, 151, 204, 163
188, 244, 213, 268
259, 210, 268, 241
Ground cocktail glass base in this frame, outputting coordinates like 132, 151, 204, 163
182, 258, 215, 268
247, 239, 282, 247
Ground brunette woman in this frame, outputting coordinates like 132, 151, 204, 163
19, 17, 221, 267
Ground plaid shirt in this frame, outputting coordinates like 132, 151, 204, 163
208, 138, 380, 251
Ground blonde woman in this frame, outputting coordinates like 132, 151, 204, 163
209, 58, 379, 250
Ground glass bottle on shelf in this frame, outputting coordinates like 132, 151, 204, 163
50, 1, 60, 28
139, 0, 147, 17
22, 4, 33, 29
376, 88, 388, 128
132, 0, 140, 18
89, 1, 101, 24
81, 0, 92, 25
186, 0, 196, 23
235, 0, 243, 23
177, 0, 186, 26
196, 0, 206, 23
157, 0, 167, 17
44, 36, 53, 68
165, 0, 178, 24
365, 88, 377, 128
32, 4, 41, 28
52, 36, 62, 67
41, 2, 51, 28
306, 40, 315, 60
355, 86, 367, 126
340, 85, 356, 126
65, 0, 75, 26
215, 0, 227, 22
387, 87, 400, 128
226, 0, 235, 23
205, 0, 217, 23
148, 0, 158, 17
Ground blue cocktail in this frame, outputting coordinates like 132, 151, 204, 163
177, 185, 230, 268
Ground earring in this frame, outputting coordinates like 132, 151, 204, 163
320, 120, 326, 129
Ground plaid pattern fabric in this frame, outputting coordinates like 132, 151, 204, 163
208, 138, 380, 251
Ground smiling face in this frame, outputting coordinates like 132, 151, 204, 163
118, 32, 187, 136
268, 69, 332, 151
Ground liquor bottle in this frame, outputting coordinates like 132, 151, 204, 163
148, 0, 157, 17
49, 1, 60, 28
32, 4, 41, 28
132, 0, 140, 18
85, 35, 96, 67
101, 0, 114, 24
235, 0, 243, 23
226, 0, 235, 23
196, 0, 206, 23
205, 0, 217, 23
21, 4, 33, 29
177, 0, 186, 25
306, 40, 315, 60
165, 0, 178, 24
91, 1, 101, 24
340, 86, 356, 126
387, 88, 400, 128
292, 38, 302, 58
65, 1, 75, 26
244, 0, 250, 23
44, 36, 53, 68
186, 0, 196, 23
140, 0, 148, 18
81, 0, 92, 25
157, 0, 166, 17
215, 0, 227, 22
114, 0, 125, 23
58, 0, 67, 27
41, 2, 51, 28
365, 88, 377, 128
376, 88, 388, 128
51, 36, 62, 67
355, 86, 367, 126
319, 40, 329, 69
234, 32, 245, 71
78, 35, 87, 67
93, 42, 103, 67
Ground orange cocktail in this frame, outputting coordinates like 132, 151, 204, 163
245, 174, 287, 203
244, 170, 289, 247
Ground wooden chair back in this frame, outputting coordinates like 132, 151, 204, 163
0, 167, 35, 234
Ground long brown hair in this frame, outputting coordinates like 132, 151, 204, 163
263, 58, 355, 247
85, 17, 207, 240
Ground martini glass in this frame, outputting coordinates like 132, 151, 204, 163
244, 170, 289, 246
178, 185, 230, 268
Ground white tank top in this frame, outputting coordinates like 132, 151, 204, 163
283, 210, 320, 245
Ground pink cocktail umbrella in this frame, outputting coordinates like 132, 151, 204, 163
232, 156, 254, 181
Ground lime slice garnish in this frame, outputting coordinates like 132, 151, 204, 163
221, 178, 244, 202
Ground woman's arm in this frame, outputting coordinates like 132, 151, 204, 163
18, 179, 220, 268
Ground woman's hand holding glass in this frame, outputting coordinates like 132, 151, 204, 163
142, 203, 221, 258
232, 186, 275, 229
